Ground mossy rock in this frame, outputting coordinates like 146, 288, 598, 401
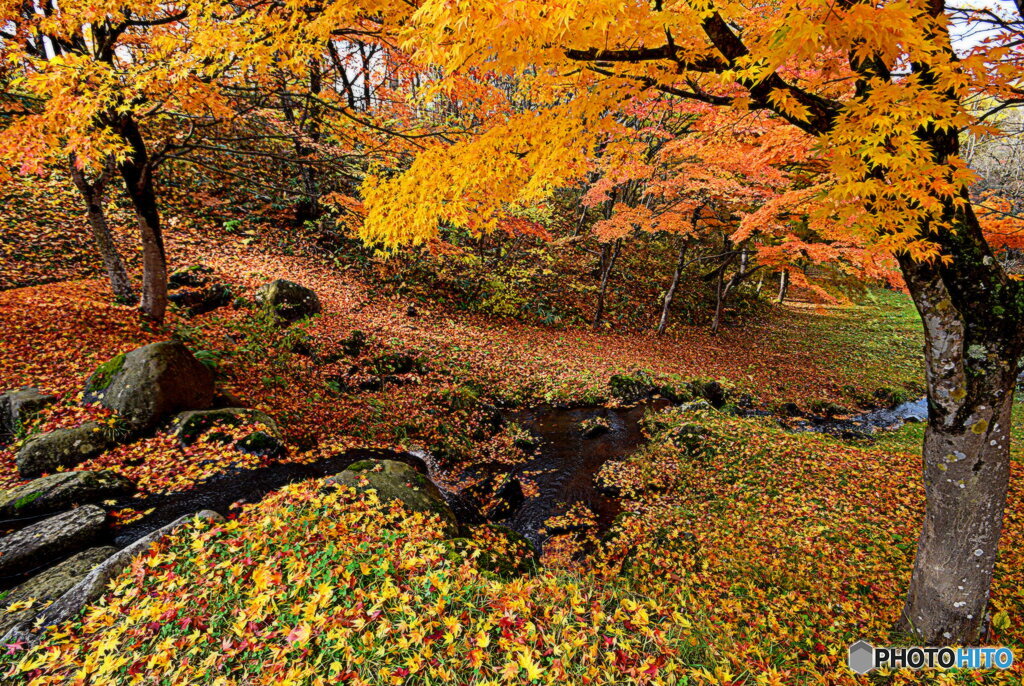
687, 379, 732, 408
236, 430, 284, 459
0, 506, 106, 577
807, 399, 850, 418
254, 279, 321, 323
445, 524, 539, 579
364, 352, 424, 376
579, 416, 610, 438
0, 546, 116, 637
326, 459, 458, 537
16, 423, 113, 478
84, 354, 126, 396
168, 284, 234, 316
609, 371, 656, 403
168, 265, 215, 289
0, 387, 56, 447
171, 408, 279, 446
656, 381, 695, 404
662, 422, 711, 456
340, 330, 368, 357
873, 386, 915, 408
0, 470, 134, 517
83, 341, 214, 433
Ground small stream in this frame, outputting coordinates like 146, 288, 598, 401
1, 394, 938, 591
776, 397, 928, 438
98, 402, 668, 557
109, 396, 928, 553
489, 400, 667, 548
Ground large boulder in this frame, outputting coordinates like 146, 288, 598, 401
609, 371, 657, 403
16, 422, 112, 478
171, 407, 284, 458
0, 546, 115, 636
170, 407, 279, 446
445, 524, 539, 579
0, 505, 106, 576
0, 470, 135, 518
255, 279, 321, 322
0, 388, 55, 446
326, 459, 458, 536
83, 341, 214, 433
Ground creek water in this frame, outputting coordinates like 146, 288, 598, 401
106, 396, 928, 554
102, 402, 665, 553
779, 397, 928, 438
2, 393, 940, 592
489, 400, 668, 548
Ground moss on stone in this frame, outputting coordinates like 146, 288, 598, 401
13, 490, 41, 510
85, 353, 126, 395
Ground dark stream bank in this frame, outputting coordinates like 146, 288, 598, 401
0, 394, 935, 591
108, 401, 668, 554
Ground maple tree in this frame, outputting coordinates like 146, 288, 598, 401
361, 0, 1024, 644
0, 0, 458, 322
0, 0, 243, 322
2, 0, 1024, 672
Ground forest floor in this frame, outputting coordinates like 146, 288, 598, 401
1, 176, 1021, 685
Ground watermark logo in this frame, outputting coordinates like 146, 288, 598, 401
848, 641, 1014, 674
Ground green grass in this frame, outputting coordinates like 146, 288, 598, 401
792, 288, 925, 407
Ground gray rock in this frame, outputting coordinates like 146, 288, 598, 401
255, 279, 321, 322
0, 546, 116, 636
678, 399, 714, 414
16, 422, 112, 478
0, 388, 56, 446
83, 341, 215, 433
0, 471, 135, 518
2, 510, 224, 646
326, 459, 458, 537
170, 408, 279, 446
0, 505, 106, 577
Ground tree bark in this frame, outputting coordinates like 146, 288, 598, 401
67, 156, 136, 304
115, 115, 167, 323
776, 270, 789, 303
592, 239, 621, 328
896, 204, 1024, 645
657, 236, 689, 335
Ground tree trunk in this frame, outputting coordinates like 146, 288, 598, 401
711, 261, 727, 334
592, 239, 621, 328
657, 237, 689, 335
776, 270, 789, 303
67, 156, 136, 304
896, 205, 1024, 645
115, 115, 167, 323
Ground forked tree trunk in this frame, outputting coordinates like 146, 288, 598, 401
116, 115, 167, 323
67, 156, 136, 304
896, 204, 1024, 645
657, 237, 689, 335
